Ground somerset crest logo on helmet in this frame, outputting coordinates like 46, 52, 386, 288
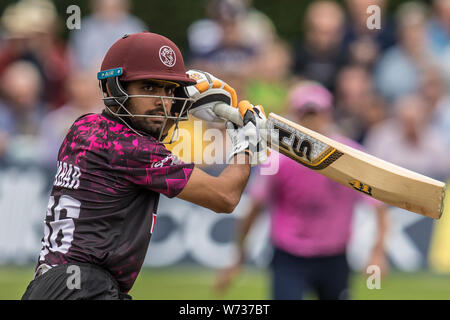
159, 46, 176, 67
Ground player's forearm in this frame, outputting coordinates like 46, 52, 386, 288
177, 156, 250, 213
193, 162, 250, 213
217, 156, 251, 212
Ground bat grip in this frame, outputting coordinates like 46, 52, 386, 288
213, 103, 244, 126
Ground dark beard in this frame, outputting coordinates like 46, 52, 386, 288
120, 101, 169, 140
128, 117, 168, 140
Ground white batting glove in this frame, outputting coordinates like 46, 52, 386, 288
251, 105, 270, 165
226, 120, 256, 165
227, 101, 270, 166
183, 70, 238, 122
244, 103, 270, 165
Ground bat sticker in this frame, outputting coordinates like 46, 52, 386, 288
349, 179, 373, 196
268, 118, 343, 170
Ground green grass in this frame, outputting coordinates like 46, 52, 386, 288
3, 265, 450, 300
130, 265, 270, 300
0, 265, 36, 300
350, 271, 450, 300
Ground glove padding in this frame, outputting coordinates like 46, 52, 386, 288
252, 105, 270, 165
183, 70, 237, 122
227, 101, 270, 166
226, 121, 256, 165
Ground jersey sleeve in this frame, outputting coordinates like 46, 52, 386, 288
112, 139, 194, 198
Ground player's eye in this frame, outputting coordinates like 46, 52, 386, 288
143, 85, 155, 92
165, 87, 175, 96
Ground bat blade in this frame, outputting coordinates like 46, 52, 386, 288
212, 103, 446, 219
267, 113, 446, 219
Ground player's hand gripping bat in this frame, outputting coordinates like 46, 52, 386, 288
213, 103, 446, 219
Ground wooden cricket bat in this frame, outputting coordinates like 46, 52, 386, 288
214, 103, 446, 219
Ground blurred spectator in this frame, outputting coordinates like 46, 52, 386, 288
187, 4, 224, 58
0, 61, 45, 163
342, 0, 396, 67
187, 0, 275, 60
0, 0, 70, 109
38, 69, 103, 168
244, 39, 293, 115
190, 25, 253, 99
374, 2, 434, 103
428, 0, 450, 56
239, 0, 276, 52
427, 0, 450, 89
188, 0, 276, 99
292, 1, 348, 92
183, 0, 277, 176
364, 95, 449, 181
334, 65, 386, 143
202, 14, 256, 77
419, 68, 450, 150
69, 0, 147, 70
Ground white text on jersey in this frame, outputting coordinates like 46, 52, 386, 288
53, 161, 81, 189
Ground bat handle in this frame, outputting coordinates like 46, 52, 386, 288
213, 103, 244, 126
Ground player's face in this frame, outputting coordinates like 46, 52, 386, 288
125, 79, 179, 137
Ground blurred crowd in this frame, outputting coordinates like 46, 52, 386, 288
0, 0, 449, 181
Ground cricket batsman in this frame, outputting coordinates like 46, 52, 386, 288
22, 32, 267, 300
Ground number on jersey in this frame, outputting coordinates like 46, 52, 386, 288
39, 195, 81, 261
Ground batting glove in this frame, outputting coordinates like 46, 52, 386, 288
226, 120, 256, 165
227, 101, 270, 166
182, 70, 238, 122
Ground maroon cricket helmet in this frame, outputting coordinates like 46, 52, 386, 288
100, 32, 196, 86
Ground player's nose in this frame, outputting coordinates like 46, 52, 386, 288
154, 88, 173, 108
